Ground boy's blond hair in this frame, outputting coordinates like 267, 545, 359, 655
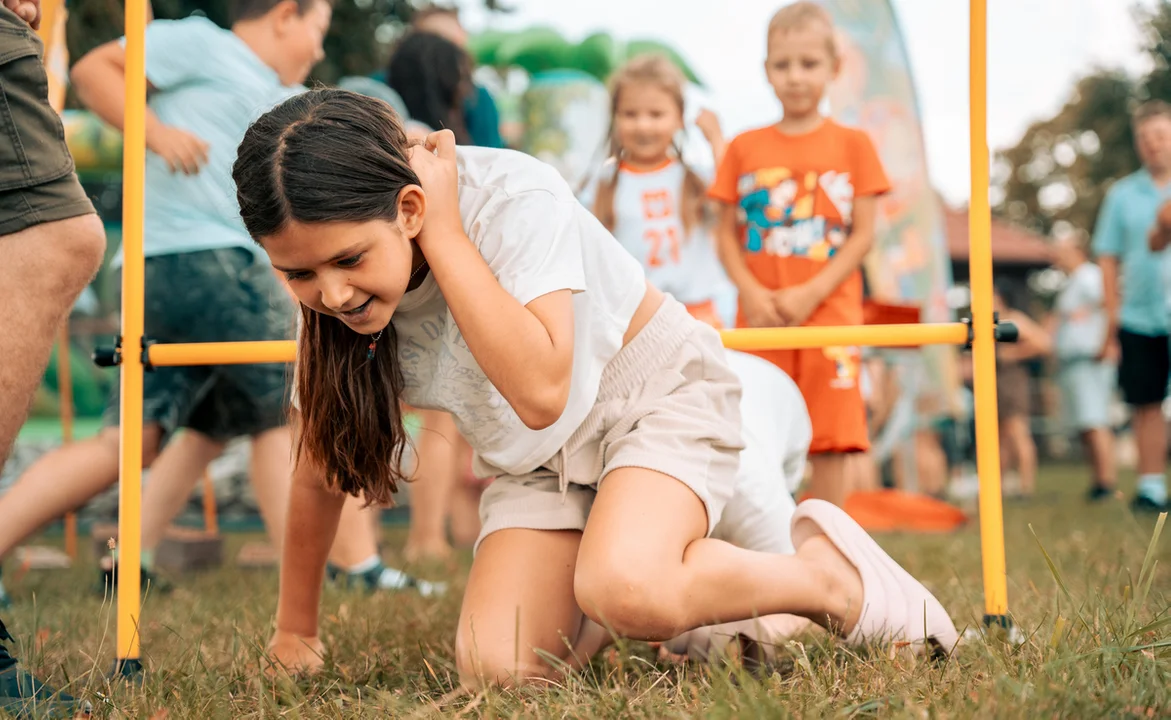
768, 1, 838, 60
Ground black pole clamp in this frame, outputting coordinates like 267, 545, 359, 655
963, 312, 1019, 350
141, 338, 156, 371
92, 336, 122, 368
92, 337, 156, 371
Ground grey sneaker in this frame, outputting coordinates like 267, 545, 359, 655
0, 617, 90, 717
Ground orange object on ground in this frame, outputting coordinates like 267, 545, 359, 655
798, 489, 968, 533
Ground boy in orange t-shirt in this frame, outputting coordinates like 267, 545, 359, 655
710, 1, 890, 506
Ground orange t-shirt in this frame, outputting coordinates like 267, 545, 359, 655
708, 120, 890, 327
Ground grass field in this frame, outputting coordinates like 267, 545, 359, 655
2, 465, 1169, 718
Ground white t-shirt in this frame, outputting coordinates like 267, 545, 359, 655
1054, 262, 1107, 360
579, 159, 726, 306
392, 147, 646, 476
712, 350, 812, 554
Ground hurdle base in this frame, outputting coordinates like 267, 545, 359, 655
155, 527, 223, 573
981, 614, 1025, 645
91, 524, 223, 573
12, 546, 72, 570
982, 614, 1012, 629
235, 541, 279, 570
109, 657, 144, 684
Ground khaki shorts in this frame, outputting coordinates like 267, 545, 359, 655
0, 9, 94, 235
475, 297, 745, 552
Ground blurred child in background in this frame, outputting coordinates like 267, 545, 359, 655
710, 2, 890, 507
579, 54, 729, 329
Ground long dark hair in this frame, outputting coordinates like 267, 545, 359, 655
386, 31, 473, 144
233, 88, 421, 505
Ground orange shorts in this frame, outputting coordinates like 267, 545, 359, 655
747, 345, 869, 455
685, 299, 724, 329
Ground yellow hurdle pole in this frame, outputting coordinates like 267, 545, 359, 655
55, 324, 77, 560
148, 341, 297, 367
722, 323, 969, 352
969, 0, 1010, 626
115, 0, 148, 673
141, 323, 972, 368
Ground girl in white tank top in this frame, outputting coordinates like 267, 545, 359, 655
579, 55, 733, 328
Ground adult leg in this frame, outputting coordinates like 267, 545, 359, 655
1085, 427, 1116, 491
1132, 404, 1166, 477
1005, 415, 1036, 496
0, 9, 107, 711
0, 215, 106, 462
1117, 331, 1169, 510
998, 420, 1017, 492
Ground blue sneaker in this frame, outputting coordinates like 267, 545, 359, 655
0, 569, 10, 610
0, 617, 91, 718
1131, 493, 1170, 514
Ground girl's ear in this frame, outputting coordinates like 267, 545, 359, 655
397, 185, 426, 239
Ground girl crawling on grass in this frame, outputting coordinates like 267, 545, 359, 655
232, 88, 959, 688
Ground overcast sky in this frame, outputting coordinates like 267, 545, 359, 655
458, 0, 1153, 206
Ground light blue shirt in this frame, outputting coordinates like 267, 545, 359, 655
113, 18, 301, 265
1091, 170, 1171, 336
1054, 262, 1107, 360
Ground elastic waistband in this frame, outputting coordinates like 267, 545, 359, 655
596, 295, 700, 401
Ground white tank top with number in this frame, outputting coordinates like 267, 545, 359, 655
580, 159, 724, 306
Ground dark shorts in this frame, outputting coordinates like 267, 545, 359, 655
0, 8, 94, 235
996, 361, 1031, 420
103, 248, 297, 441
1118, 328, 1170, 408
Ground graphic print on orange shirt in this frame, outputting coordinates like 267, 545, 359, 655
736, 166, 857, 262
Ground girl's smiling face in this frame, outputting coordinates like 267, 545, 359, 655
262, 188, 426, 334
613, 81, 682, 166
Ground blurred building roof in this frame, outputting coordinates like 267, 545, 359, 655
944, 206, 1052, 266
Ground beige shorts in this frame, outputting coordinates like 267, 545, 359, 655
475, 297, 745, 552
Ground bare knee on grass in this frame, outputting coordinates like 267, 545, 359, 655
455, 529, 584, 689
573, 560, 689, 641
454, 623, 568, 690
